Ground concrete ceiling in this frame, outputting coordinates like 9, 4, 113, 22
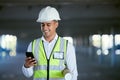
0, 0, 120, 40
0, 0, 120, 5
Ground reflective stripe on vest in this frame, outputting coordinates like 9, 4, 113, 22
32, 37, 68, 80
33, 78, 64, 80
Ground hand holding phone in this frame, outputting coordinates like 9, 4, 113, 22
24, 52, 36, 68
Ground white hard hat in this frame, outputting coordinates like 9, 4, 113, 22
36, 6, 61, 22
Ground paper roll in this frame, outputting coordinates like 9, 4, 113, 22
62, 68, 72, 80
65, 73, 72, 80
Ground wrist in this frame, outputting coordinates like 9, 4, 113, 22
24, 64, 30, 68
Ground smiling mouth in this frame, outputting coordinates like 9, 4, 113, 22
43, 30, 50, 33
43, 30, 49, 33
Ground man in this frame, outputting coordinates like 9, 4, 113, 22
22, 6, 78, 80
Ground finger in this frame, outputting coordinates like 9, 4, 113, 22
25, 57, 36, 67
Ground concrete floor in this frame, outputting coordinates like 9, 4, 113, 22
0, 53, 120, 80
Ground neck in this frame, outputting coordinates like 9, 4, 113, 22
44, 33, 56, 42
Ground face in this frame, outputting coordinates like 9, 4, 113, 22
41, 20, 58, 38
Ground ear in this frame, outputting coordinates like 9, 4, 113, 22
55, 21, 59, 28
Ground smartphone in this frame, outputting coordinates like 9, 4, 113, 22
26, 52, 34, 58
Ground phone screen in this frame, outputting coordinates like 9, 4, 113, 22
26, 52, 34, 58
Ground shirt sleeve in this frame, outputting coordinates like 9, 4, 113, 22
22, 42, 34, 77
66, 42, 78, 80
22, 65, 34, 78
27, 42, 32, 52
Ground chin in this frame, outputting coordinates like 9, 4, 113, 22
44, 34, 50, 37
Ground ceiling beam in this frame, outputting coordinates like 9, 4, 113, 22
0, 0, 120, 6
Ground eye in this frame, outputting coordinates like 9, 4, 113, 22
47, 23, 51, 27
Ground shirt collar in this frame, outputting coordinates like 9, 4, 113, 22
41, 34, 58, 42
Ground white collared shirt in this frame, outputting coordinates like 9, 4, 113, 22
22, 34, 78, 80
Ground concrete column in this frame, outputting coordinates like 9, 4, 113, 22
111, 28, 115, 67
99, 34, 103, 64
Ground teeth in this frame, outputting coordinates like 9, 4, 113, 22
44, 30, 49, 32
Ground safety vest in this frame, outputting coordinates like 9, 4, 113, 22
32, 37, 68, 80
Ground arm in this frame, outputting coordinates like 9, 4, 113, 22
22, 65, 34, 77
22, 42, 34, 77
66, 42, 78, 80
